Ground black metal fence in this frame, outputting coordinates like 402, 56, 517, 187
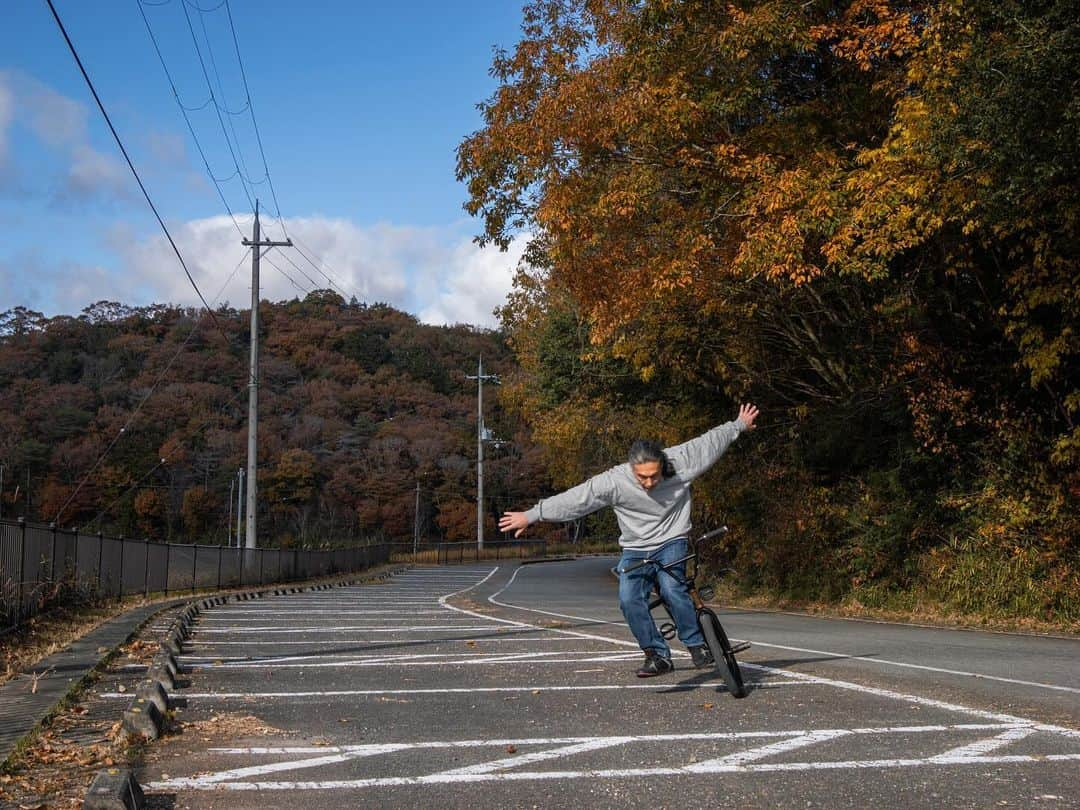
387, 540, 548, 565
0, 518, 391, 634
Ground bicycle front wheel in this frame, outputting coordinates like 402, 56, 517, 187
699, 609, 747, 698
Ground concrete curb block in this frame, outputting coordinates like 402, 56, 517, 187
121, 697, 163, 741
83, 767, 145, 809
135, 679, 170, 715
97, 562, 413, 804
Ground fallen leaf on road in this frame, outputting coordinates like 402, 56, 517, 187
702, 703, 714, 710
506, 745, 517, 754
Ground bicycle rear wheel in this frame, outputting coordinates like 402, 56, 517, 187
699, 609, 747, 698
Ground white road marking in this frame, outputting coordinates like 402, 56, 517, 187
684, 729, 849, 771
194, 625, 505, 634
184, 639, 587, 652
485, 567, 1080, 696
185, 652, 645, 669
99, 682, 797, 700
441, 569, 1080, 737
929, 726, 1039, 761
180, 648, 638, 665
145, 724, 1080, 791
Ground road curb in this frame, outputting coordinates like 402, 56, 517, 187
83, 767, 144, 809
84, 563, 412, 802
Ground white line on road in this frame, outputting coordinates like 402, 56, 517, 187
194, 625, 505, 634
439, 568, 1080, 736
98, 682, 798, 699
145, 723, 1080, 791
487, 567, 1080, 696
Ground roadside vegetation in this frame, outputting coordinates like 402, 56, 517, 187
458, 0, 1078, 624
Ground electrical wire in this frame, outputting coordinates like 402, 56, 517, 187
54, 249, 252, 524
45, 0, 225, 335
137, 0, 246, 235
223, 0, 287, 239
177, 0, 255, 210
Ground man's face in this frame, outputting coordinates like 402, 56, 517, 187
632, 461, 664, 491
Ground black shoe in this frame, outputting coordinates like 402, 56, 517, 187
690, 644, 714, 669
636, 650, 674, 678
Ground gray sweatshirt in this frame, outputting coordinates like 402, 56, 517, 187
523, 420, 744, 550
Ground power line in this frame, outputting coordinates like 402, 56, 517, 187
177, 0, 255, 211
224, 0, 288, 240
137, 0, 246, 236
45, 0, 224, 335
54, 249, 252, 524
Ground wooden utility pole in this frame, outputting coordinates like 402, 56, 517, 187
465, 357, 499, 550
241, 201, 291, 549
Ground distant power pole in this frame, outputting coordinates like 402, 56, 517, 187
235, 468, 244, 548
241, 201, 291, 549
466, 356, 499, 550
413, 480, 421, 554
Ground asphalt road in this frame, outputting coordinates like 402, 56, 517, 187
123, 558, 1080, 808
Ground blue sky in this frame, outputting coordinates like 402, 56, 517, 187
0, 1, 529, 326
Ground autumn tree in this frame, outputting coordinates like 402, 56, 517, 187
460, 0, 1078, 618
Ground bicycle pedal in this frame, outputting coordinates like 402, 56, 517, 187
697, 586, 715, 601
659, 622, 677, 640
730, 641, 751, 654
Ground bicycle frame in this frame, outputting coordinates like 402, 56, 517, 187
619, 527, 748, 698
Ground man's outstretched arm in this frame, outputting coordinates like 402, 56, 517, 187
499, 472, 617, 538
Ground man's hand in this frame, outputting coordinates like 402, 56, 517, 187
499, 511, 530, 538
737, 403, 759, 431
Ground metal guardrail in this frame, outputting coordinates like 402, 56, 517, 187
0, 518, 391, 633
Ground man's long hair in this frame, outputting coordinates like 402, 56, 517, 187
627, 439, 676, 478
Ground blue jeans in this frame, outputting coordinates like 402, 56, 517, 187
618, 538, 703, 658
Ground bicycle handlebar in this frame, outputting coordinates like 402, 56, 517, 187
616, 526, 729, 574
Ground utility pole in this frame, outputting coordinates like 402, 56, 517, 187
236, 468, 244, 547
227, 474, 235, 547
465, 356, 499, 550
413, 480, 421, 554
241, 201, 291, 549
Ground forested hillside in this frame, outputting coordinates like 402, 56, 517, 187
0, 295, 551, 547
458, 0, 1078, 621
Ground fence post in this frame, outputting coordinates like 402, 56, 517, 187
144, 538, 151, 598
259, 549, 264, 586
49, 522, 58, 586
192, 543, 198, 594
216, 545, 222, 591
96, 530, 104, 596
17, 518, 27, 624
118, 535, 125, 601
165, 542, 171, 596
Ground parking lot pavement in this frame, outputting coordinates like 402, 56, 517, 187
123, 561, 1080, 809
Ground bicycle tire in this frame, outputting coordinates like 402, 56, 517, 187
699, 609, 747, 698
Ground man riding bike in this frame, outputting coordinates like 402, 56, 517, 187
498, 404, 759, 677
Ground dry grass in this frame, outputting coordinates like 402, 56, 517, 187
0, 608, 188, 808
0, 596, 161, 688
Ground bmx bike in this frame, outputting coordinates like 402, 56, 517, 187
620, 527, 749, 698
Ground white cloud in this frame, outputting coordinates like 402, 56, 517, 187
19, 73, 87, 148
63, 143, 131, 201
109, 215, 526, 327
419, 235, 527, 326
